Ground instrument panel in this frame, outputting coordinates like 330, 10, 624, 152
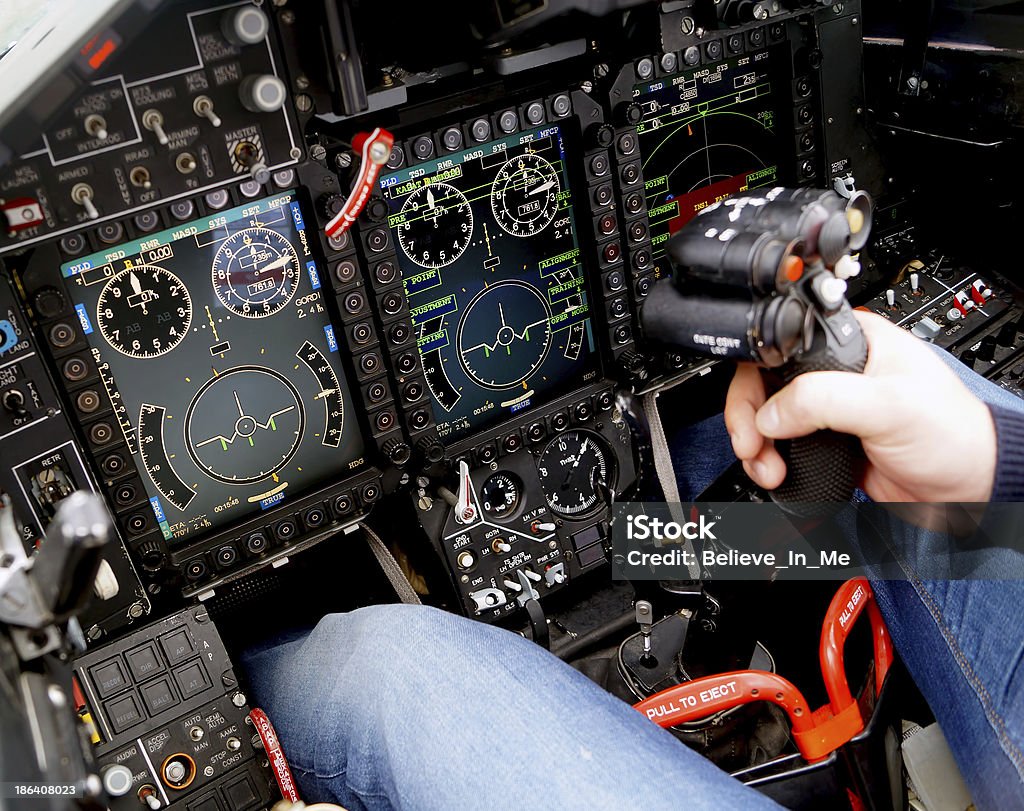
58, 192, 366, 544
380, 125, 601, 441
0, 0, 869, 639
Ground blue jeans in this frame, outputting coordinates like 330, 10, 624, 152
241, 348, 1024, 811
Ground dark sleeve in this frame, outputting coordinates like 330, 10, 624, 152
988, 404, 1024, 502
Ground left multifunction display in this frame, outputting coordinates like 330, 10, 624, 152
22, 191, 380, 597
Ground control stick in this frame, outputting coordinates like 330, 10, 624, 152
642, 188, 874, 514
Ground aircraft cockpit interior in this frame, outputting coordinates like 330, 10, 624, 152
2, 1, 1024, 809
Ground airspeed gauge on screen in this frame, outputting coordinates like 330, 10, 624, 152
397, 182, 474, 268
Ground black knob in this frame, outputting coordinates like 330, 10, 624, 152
618, 349, 645, 378
977, 335, 997, 363
416, 435, 445, 464
998, 322, 1018, 347
320, 193, 345, 220
382, 438, 412, 467
33, 287, 66, 319
960, 349, 977, 369
138, 541, 166, 573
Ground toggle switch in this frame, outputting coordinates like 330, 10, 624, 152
885, 289, 898, 309
491, 539, 511, 554
910, 272, 921, 295
998, 322, 1018, 347
977, 335, 997, 363
71, 183, 98, 219
142, 109, 169, 145
192, 95, 221, 127
84, 114, 108, 140
960, 349, 977, 369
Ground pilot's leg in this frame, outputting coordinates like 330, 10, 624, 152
241, 603, 781, 811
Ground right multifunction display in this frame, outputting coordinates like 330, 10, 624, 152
379, 125, 600, 442
634, 50, 789, 280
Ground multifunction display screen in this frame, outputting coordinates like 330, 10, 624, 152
635, 49, 787, 279
380, 124, 600, 441
61, 192, 366, 543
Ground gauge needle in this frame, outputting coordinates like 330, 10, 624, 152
130, 272, 143, 296
234, 390, 244, 417
562, 438, 589, 488
529, 179, 555, 196
259, 254, 292, 274
426, 188, 435, 210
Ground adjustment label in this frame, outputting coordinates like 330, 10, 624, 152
323, 325, 338, 352
74, 303, 94, 335
306, 261, 321, 291
260, 492, 285, 510
290, 202, 305, 232
149, 496, 173, 540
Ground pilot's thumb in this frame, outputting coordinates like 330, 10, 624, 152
754, 371, 882, 441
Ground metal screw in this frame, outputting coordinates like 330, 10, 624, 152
272, 0, 287, 6
289, 147, 302, 159
754, 5, 768, 20
295, 94, 313, 113
595, 63, 609, 79
549, 540, 557, 549
336, 152, 353, 169
581, 80, 593, 94
680, 16, 695, 35
295, 75, 310, 90
129, 601, 145, 618
231, 692, 247, 708
309, 144, 327, 162
87, 625, 102, 641
381, 72, 394, 87
852, 16, 858, 25
280, 9, 295, 23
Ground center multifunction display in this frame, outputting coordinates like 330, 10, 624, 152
59, 193, 366, 544
634, 49, 786, 280
379, 125, 601, 441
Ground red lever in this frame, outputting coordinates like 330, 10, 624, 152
325, 128, 394, 239
819, 576, 894, 716
635, 670, 815, 735
634, 578, 895, 764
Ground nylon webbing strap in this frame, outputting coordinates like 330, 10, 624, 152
642, 390, 700, 579
360, 523, 422, 605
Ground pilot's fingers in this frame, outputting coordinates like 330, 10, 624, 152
725, 363, 767, 461
754, 370, 882, 441
742, 442, 787, 490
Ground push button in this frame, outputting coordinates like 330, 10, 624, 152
90, 658, 129, 698
160, 628, 195, 664
140, 677, 179, 715
224, 775, 260, 809
126, 643, 165, 682
187, 793, 223, 811
105, 693, 144, 733
173, 661, 211, 699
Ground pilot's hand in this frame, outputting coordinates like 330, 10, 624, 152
724, 310, 998, 503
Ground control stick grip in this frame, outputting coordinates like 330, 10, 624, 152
766, 318, 868, 514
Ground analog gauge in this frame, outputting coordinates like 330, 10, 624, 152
490, 153, 561, 237
537, 430, 615, 519
184, 366, 305, 485
456, 280, 552, 390
396, 182, 474, 269
212, 227, 301, 318
97, 265, 192, 358
481, 471, 524, 520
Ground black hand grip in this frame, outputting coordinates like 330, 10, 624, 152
765, 312, 868, 517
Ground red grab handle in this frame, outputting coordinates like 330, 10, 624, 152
635, 670, 816, 735
819, 577, 894, 716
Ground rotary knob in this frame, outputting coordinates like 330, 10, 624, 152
137, 540, 166, 573
382, 438, 412, 467
618, 348, 645, 378
416, 435, 445, 464
33, 286, 66, 319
